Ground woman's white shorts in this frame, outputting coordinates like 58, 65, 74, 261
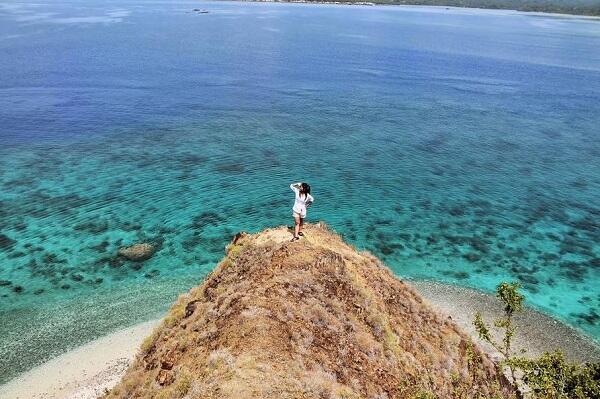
292, 209, 306, 218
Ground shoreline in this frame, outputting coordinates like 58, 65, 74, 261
412, 280, 600, 363
0, 320, 160, 399
218, 0, 600, 20
1, 281, 598, 399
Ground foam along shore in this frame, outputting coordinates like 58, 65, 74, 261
1, 282, 598, 398
0, 320, 159, 399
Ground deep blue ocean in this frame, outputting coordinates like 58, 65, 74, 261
1, 0, 599, 383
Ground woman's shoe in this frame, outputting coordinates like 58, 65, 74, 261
290, 236, 300, 242
298, 232, 304, 236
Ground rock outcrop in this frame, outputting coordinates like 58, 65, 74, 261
105, 223, 514, 399
118, 243, 156, 262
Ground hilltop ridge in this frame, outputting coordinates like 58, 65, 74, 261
104, 223, 514, 398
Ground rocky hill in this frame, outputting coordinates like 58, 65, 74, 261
104, 223, 514, 398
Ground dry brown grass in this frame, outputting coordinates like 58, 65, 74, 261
103, 223, 515, 399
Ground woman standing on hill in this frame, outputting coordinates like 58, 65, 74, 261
290, 182, 314, 242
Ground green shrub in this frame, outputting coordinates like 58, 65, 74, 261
140, 328, 160, 353
413, 391, 438, 399
474, 281, 600, 398
173, 368, 193, 398
509, 351, 600, 399
473, 282, 524, 382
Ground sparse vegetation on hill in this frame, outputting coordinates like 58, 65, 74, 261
104, 223, 515, 398
474, 281, 600, 399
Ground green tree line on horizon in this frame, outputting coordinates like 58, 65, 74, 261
303, 0, 600, 16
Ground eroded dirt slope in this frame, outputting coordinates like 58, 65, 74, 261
105, 223, 514, 399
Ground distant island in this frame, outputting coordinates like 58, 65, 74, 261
237, 0, 600, 17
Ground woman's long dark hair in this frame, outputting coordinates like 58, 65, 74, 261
300, 182, 311, 199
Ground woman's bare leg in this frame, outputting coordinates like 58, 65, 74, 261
299, 217, 304, 234
293, 214, 301, 238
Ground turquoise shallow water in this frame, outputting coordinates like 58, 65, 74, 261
1, 0, 600, 383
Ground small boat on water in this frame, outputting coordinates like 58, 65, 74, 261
192, 8, 209, 14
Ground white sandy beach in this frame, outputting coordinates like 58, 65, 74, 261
1, 282, 598, 399
0, 320, 159, 399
